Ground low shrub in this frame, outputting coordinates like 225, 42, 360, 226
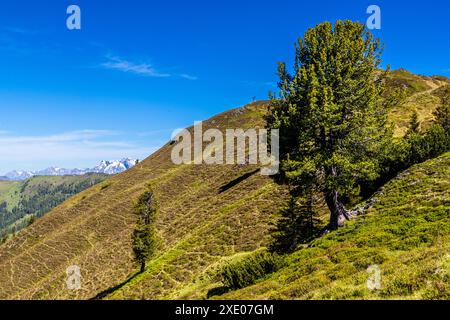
219, 250, 285, 290
360, 123, 450, 198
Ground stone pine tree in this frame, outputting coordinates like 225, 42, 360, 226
266, 21, 392, 230
405, 111, 426, 165
132, 189, 158, 273
269, 192, 320, 254
407, 111, 421, 135
434, 86, 450, 133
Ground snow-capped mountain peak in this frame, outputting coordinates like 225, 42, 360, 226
3, 170, 34, 181
2, 159, 138, 181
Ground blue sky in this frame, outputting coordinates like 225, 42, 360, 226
0, 0, 449, 174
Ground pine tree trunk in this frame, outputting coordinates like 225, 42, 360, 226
140, 262, 146, 273
325, 190, 350, 230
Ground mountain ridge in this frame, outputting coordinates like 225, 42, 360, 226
2, 158, 138, 181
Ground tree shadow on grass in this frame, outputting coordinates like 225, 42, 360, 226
206, 286, 231, 299
90, 270, 142, 300
219, 169, 260, 193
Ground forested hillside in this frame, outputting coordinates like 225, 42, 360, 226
0, 174, 107, 240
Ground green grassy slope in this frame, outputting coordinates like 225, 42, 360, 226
0, 102, 290, 300
0, 181, 19, 194
0, 174, 108, 238
0, 181, 21, 210
217, 153, 450, 300
0, 71, 447, 300
387, 69, 450, 137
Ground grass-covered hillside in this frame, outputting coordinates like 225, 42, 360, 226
0, 101, 290, 300
216, 153, 450, 300
387, 69, 450, 137
0, 70, 447, 300
0, 174, 108, 239
0, 181, 18, 194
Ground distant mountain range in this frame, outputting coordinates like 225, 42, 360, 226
1, 159, 138, 181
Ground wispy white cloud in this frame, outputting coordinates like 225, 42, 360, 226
3, 26, 37, 35
0, 130, 154, 174
100, 55, 198, 81
101, 56, 171, 78
179, 73, 198, 81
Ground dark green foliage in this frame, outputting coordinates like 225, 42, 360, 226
407, 111, 420, 135
360, 122, 450, 198
219, 250, 285, 290
404, 85, 450, 165
266, 20, 393, 230
132, 189, 158, 273
415, 125, 449, 160
270, 194, 321, 254
434, 85, 450, 133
